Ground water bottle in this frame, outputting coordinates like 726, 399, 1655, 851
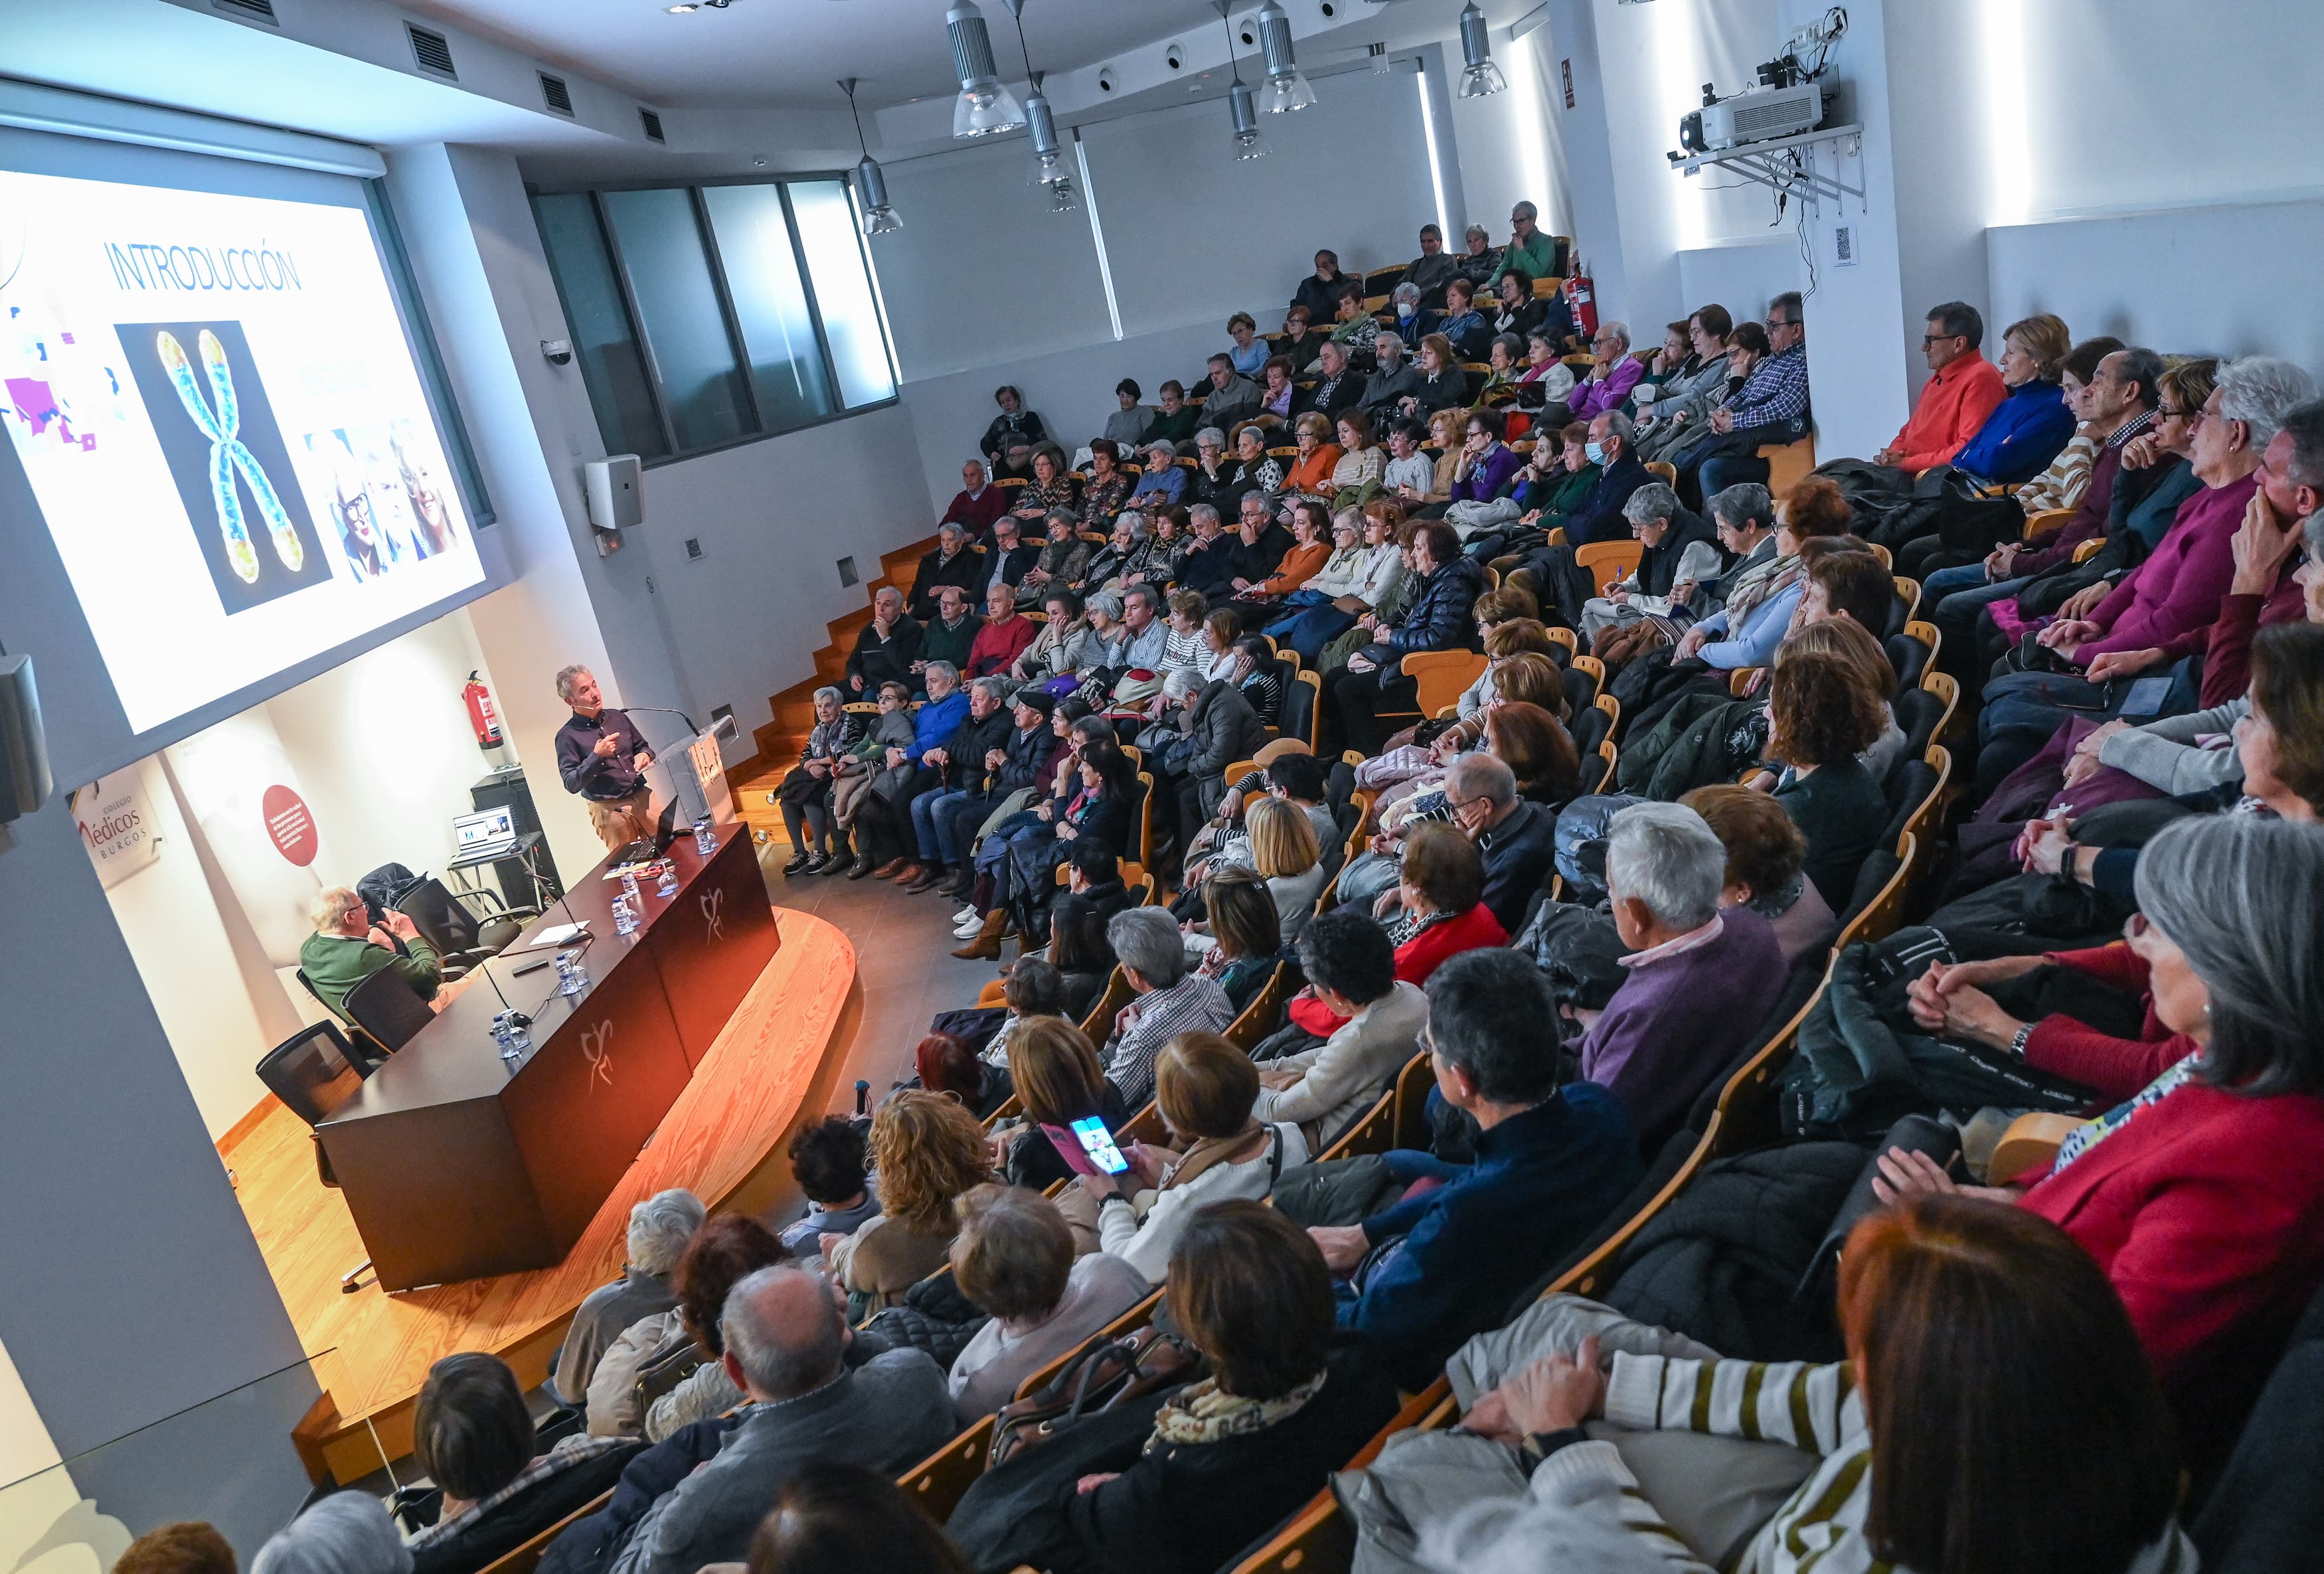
556, 948, 586, 996
612, 893, 637, 936
493, 1011, 519, 1065
620, 866, 640, 904
655, 859, 679, 898
504, 1013, 531, 1052
693, 816, 716, 856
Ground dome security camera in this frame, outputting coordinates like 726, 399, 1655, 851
1165, 41, 1185, 70
1237, 16, 1257, 46
1319, 0, 1337, 15
1096, 64, 1118, 93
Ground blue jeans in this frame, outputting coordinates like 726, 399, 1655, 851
910, 786, 967, 861
1697, 452, 1772, 505
932, 790, 999, 865
1922, 563, 1993, 600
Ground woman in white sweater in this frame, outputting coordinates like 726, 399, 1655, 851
1080, 1033, 1307, 1286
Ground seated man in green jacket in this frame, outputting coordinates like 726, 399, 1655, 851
299, 884, 441, 1019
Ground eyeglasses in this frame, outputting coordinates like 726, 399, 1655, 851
2156, 406, 2189, 420
1922, 333, 1962, 346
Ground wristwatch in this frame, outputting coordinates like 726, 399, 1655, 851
2008, 1023, 2035, 1058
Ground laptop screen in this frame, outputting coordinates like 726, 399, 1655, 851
453, 808, 514, 851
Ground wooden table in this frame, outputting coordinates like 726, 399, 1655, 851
318, 824, 778, 1290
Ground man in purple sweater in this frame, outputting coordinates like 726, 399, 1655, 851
1575, 803, 1786, 1153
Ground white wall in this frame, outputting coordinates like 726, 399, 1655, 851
1676, 238, 1805, 328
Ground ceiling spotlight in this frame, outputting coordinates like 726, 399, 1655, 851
839, 78, 902, 234
945, 1, 1026, 138
1457, 2, 1508, 96
1023, 77, 1079, 213
1254, 0, 1316, 113
1214, 3, 1266, 159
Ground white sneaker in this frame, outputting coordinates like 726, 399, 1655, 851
954, 915, 988, 939
953, 903, 979, 924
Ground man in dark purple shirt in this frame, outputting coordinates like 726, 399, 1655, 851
554, 664, 656, 849
1576, 802, 1786, 1152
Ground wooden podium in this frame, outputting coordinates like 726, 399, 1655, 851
318, 823, 777, 1290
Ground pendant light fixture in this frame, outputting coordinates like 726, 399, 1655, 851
1215, 1, 1265, 159
1254, 0, 1317, 113
1002, 1, 1077, 213
945, 1, 1025, 138
839, 78, 902, 234
1456, 1, 1509, 97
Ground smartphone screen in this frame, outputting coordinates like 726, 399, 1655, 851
1070, 1116, 1129, 1176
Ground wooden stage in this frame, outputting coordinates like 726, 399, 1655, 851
227, 909, 860, 1484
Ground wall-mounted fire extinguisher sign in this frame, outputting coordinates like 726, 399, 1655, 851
462, 671, 505, 751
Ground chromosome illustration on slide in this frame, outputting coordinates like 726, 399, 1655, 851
119, 317, 331, 613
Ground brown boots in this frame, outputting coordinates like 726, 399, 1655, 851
950, 909, 1011, 960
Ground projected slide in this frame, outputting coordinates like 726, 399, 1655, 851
0, 171, 486, 733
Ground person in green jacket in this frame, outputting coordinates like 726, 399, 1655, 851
1486, 201, 1562, 292
299, 885, 441, 1019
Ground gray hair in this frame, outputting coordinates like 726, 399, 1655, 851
1465, 223, 1491, 244
1445, 751, 1517, 810
2276, 396, 2324, 491
2307, 508, 2324, 563
1194, 426, 1227, 450
1376, 333, 1406, 357
1393, 282, 1422, 306
1124, 582, 1164, 614
1513, 201, 1538, 221
970, 674, 1009, 705
1592, 408, 1638, 447
811, 685, 842, 707
1189, 503, 1222, 531
252, 1493, 412, 1574
1108, 907, 1189, 988
626, 1187, 706, 1275
1319, 339, 1347, 364
1046, 505, 1082, 529
553, 663, 592, 703
1163, 666, 1204, 702
1597, 319, 1632, 351
987, 580, 1019, 606
872, 584, 903, 606
2216, 356, 2319, 450
309, 884, 364, 932
1088, 590, 1125, 620
1708, 481, 1775, 533
720, 1265, 845, 1400
938, 519, 966, 537
1118, 512, 1149, 541
1622, 482, 1681, 525
1605, 802, 1725, 931
2135, 816, 2324, 1096
922, 659, 960, 688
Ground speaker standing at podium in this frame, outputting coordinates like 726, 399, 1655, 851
554, 665, 656, 850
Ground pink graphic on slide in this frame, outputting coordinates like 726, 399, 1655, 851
5, 376, 96, 450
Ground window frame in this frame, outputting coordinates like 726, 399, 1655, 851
529, 170, 898, 468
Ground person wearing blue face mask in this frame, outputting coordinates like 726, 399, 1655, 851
1503, 410, 1651, 629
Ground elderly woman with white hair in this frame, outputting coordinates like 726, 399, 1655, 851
772, 687, 867, 875
548, 1187, 705, 1405
1128, 438, 1190, 513
1568, 803, 1788, 1152
1075, 511, 1150, 594
1574, 481, 1722, 642
297, 884, 440, 1021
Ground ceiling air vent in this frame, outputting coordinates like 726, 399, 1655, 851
407, 23, 457, 79
210, 0, 279, 23
639, 108, 667, 143
539, 72, 574, 116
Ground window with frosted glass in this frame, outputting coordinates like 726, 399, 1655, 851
532, 193, 669, 460
788, 181, 897, 408
598, 187, 753, 450
700, 183, 836, 431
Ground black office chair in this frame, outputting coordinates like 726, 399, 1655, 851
394, 876, 535, 972
254, 1021, 376, 1293
292, 970, 390, 1071
342, 966, 437, 1053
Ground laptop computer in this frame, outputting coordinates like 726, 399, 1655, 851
452, 806, 519, 861
609, 798, 684, 872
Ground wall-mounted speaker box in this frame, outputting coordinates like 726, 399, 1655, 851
584, 454, 644, 531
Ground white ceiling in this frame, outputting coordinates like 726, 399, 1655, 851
399, 0, 1246, 112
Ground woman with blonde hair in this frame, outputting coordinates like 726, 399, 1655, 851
1000, 1014, 1130, 1192
828, 1091, 991, 1312
1952, 311, 2077, 487
1246, 795, 1325, 940
1330, 409, 1388, 511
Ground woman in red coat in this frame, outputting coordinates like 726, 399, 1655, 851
1877, 814, 2324, 1465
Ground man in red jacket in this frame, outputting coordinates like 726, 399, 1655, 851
940, 458, 1009, 538
1871, 301, 2007, 475
965, 580, 1038, 679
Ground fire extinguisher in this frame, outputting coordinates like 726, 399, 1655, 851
1566, 260, 1599, 340
462, 671, 505, 751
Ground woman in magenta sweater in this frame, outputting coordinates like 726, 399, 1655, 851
1877, 814, 2324, 1465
